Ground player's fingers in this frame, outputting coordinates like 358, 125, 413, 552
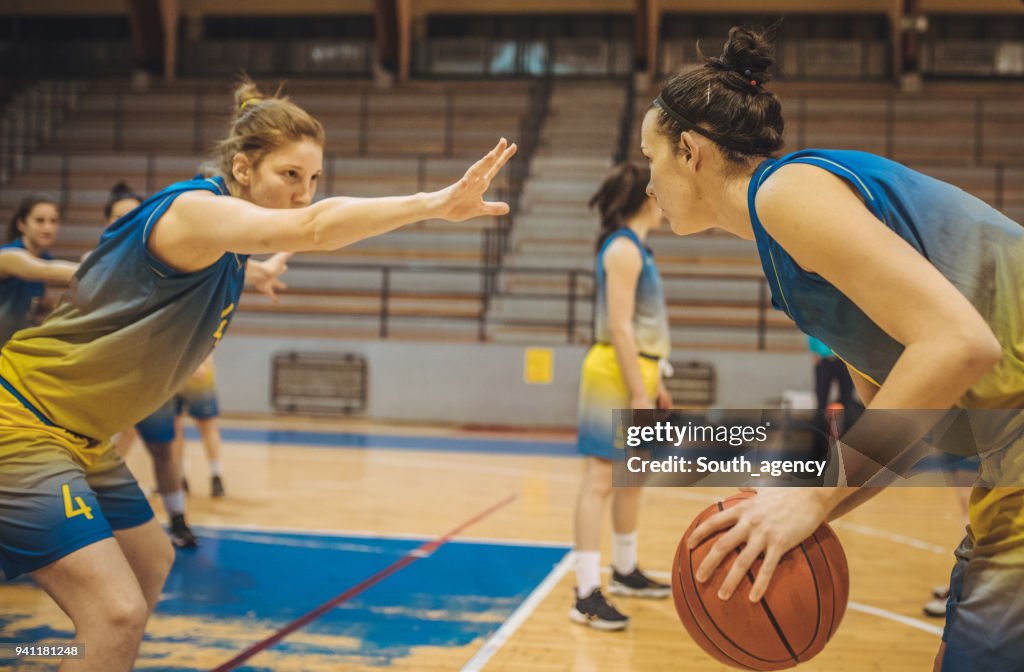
479, 200, 510, 217
718, 535, 764, 600
466, 138, 507, 180
748, 545, 784, 602
484, 143, 517, 182
695, 519, 748, 583
688, 506, 741, 551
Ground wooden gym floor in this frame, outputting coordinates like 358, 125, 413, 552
0, 416, 960, 671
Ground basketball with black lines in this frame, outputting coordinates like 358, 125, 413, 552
672, 492, 850, 670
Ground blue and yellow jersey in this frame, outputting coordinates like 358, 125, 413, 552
0, 176, 247, 446
592, 228, 671, 360
0, 239, 52, 344
749, 149, 1024, 409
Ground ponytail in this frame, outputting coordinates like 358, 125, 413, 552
590, 162, 652, 252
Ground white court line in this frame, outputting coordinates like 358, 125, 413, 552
460, 551, 574, 672
847, 601, 944, 637
831, 520, 949, 555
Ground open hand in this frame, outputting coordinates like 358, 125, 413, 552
247, 252, 292, 303
436, 138, 517, 222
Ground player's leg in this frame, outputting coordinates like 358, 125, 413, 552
194, 417, 225, 496
171, 413, 188, 493
607, 355, 669, 599
138, 401, 196, 548
572, 455, 628, 629
571, 345, 630, 629
85, 446, 173, 613
183, 384, 225, 497
31, 540, 151, 672
0, 425, 150, 672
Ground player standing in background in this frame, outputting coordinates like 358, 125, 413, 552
571, 163, 673, 631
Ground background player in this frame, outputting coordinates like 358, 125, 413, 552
1, 195, 78, 344
571, 163, 672, 631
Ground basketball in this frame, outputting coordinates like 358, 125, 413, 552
672, 493, 849, 670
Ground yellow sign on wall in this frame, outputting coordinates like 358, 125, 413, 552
524, 348, 554, 384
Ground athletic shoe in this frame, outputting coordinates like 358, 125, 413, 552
211, 475, 225, 498
169, 514, 199, 549
608, 567, 672, 599
569, 588, 629, 631
923, 597, 947, 618
932, 584, 950, 600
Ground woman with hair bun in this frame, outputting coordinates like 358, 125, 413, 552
647, 28, 1024, 670
0, 77, 515, 671
571, 162, 673, 631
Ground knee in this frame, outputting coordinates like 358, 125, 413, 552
582, 466, 613, 499
92, 591, 149, 640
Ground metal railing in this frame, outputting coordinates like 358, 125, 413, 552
244, 260, 788, 349
0, 81, 82, 190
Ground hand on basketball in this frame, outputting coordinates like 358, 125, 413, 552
687, 488, 831, 603
435, 138, 518, 222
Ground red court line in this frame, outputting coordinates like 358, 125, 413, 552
209, 493, 518, 672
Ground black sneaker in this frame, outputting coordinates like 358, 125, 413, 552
569, 588, 629, 631
169, 514, 199, 549
608, 567, 671, 599
211, 475, 225, 498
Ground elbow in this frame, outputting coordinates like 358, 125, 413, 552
954, 329, 1001, 379
607, 325, 634, 347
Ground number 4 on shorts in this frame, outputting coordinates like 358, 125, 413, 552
62, 484, 94, 520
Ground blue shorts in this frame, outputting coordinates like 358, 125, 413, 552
0, 431, 154, 582
942, 531, 1024, 671
136, 387, 219, 445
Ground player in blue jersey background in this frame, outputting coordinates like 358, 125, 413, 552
0, 195, 79, 344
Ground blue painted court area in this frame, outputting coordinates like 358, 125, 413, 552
0, 528, 570, 671
186, 425, 578, 457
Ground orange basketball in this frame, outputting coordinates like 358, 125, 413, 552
672, 492, 849, 670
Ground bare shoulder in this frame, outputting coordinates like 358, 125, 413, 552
603, 235, 642, 263
753, 162, 871, 240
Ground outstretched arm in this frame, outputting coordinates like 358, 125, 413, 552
0, 249, 78, 283
151, 139, 517, 272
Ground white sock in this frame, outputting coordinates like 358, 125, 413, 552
612, 531, 638, 575
575, 550, 601, 598
208, 459, 222, 477
161, 490, 186, 517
